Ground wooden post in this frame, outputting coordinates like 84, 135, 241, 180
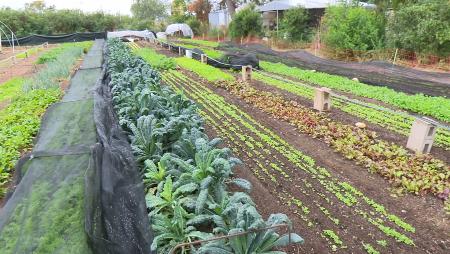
406, 118, 437, 153
242, 65, 252, 81
313, 87, 331, 112
201, 54, 207, 63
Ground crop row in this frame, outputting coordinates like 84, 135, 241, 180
252, 72, 450, 149
0, 78, 25, 105
259, 61, 450, 123
159, 54, 449, 200
216, 79, 449, 199
108, 39, 303, 253
0, 42, 91, 197
162, 70, 419, 253
175, 57, 234, 82
132, 45, 176, 70
177, 38, 220, 48
161, 40, 450, 148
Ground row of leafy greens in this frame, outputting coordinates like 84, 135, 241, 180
105, 39, 304, 253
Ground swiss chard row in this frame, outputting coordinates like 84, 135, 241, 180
105, 39, 304, 253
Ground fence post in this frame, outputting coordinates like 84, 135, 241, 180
393, 48, 398, 65
313, 87, 331, 112
242, 65, 252, 81
201, 54, 207, 64
406, 118, 437, 153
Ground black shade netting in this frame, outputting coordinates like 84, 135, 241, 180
1, 32, 106, 46
0, 39, 152, 254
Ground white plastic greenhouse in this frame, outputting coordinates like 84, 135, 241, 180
165, 24, 194, 38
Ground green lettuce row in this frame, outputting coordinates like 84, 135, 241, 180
260, 61, 450, 123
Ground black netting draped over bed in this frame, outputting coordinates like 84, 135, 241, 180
0, 39, 153, 254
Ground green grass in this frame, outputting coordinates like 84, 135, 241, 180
260, 61, 450, 123
36, 41, 93, 64
0, 78, 26, 104
134, 47, 176, 70
175, 57, 234, 82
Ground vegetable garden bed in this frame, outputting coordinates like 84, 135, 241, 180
0, 40, 101, 253
142, 42, 449, 253
108, 39, 304, 253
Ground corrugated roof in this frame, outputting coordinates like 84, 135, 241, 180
257, 0, 376, 12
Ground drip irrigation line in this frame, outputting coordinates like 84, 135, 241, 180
156, 40, 450, 131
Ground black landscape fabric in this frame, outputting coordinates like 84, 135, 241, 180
1, 32, 106, 46
219, 42, 450, 97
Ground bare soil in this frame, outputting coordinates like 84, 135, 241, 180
0, 45, 56, 84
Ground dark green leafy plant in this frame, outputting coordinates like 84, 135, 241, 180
106, 39, 303, 253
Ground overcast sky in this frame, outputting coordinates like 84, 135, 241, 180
0, 0, 135, 15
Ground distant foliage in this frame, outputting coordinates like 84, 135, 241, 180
321, 5, 385, 51
0, 7, 137, 37
279, 6, 312, 42
130, 0, 169, 29
229, 4, 263, 39
387, 0, 450, 57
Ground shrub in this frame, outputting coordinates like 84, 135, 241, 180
229, 4, 263, 39
186, 16, 202, 36
387, 0, 450, 57
322, 5, 385, 51
279, 6, 312, 42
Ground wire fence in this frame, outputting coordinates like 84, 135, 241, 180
154, 39, 450, 132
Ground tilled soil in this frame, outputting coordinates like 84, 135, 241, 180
163, 67, 450, 254
0, 45, 55, 84
219, 43, 450, 97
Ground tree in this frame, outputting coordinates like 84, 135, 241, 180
371, 0, 418, 11
25, 0, 48, 12
219, 0, 269, 17
188, 0, 212, 23
321, 4, 385, 51
386, 0, 450, 56
131, 0, 168, 21
229, 4, 262, 39
279, 6, 311, 42
171, 0, 189, 23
